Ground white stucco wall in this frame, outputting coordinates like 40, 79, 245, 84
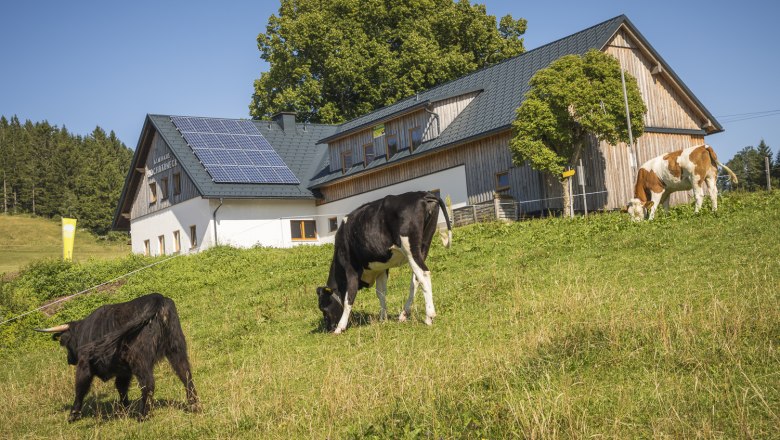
211, 198, 318, 248
314, 165, 468, 243
130, 197, 213, 255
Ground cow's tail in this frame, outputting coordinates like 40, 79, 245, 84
706, 145, 738, 184
428, 193, 452, 248
84, 294, 169, 370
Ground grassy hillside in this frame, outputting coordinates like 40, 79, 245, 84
1, 192, 778, 438
0, 215, 129, 275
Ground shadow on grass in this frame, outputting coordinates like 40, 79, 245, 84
310, 310, 400, 334
59, 396, 196, 422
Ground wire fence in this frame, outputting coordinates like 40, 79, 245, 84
0, 254, 182, 327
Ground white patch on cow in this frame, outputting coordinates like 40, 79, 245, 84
627, 198, 645, 222
399, 236, 435, 325
334, 296, 352, 335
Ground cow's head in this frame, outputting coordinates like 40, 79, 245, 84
35, 324, 78, 365
625, 198, 653, 222
316, 287, 343, 332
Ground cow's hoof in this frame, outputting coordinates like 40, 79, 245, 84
398, 311, 408, 322
68, 412, 82, 423
188, 401, 202, 413
333, 327, 344, 335
424, 316, 434, 326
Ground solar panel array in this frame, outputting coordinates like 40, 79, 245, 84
170, 116, 300, 185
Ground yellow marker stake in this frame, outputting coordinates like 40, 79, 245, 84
62, 218, 77, 261
562, 169, 576, 178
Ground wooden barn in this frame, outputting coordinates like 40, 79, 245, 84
114, 15, 722, 253
309, 14, 722, 217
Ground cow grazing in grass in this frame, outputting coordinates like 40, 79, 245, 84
317, 191, 452, 334
36, 293, 200, 421
626, 144, 738, 221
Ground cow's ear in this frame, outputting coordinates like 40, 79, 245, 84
644, 201, 655, 209
317, 287, 331, 297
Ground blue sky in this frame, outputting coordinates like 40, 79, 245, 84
1, 1, 778, 162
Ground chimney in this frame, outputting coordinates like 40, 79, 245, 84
271, 112, 297, 133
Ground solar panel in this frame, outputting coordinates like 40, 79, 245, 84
170, 116, 300, 185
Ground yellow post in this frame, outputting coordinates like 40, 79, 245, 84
62, 218, 77, 261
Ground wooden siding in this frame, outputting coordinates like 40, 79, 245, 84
606, 29, 703, 130
130, 132, 200, 219
320, 132, 516, 205
430, 91, 480, 136
327, 92, 480, 173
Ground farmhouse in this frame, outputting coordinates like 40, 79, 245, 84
113, 15, 722, 255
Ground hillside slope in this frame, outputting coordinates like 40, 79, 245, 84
1, 192, 778, 438
0, 215, 129, 275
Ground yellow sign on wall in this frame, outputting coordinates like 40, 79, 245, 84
62, 218, 77, 261
562, 169, 576, 178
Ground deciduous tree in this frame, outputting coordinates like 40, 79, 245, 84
250, 0, 527, 123
509, 50, 646, 216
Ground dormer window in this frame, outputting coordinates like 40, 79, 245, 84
386, 134, 399, 159
409, 126, 422, 151
341, 150, 353, 173
363, 143, 375, 166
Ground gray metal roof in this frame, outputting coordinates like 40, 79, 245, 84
112, 114, 336, 229
309, 14, 723, 188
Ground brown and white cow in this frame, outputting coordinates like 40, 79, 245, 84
626, 144, 738, 221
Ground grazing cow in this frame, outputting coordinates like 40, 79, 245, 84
35, 293, 200, 421
317, 191, 452, 334
626, 144, 738, 221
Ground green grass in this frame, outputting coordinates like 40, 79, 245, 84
0, 215, 130, 275
0, 192, 778, 438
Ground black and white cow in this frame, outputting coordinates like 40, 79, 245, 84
317, 191, 452, 334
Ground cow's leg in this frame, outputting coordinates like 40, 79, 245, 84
706, 175, 719, 211
647, 191, 663, 220
400, 236, 436, 325
135, 366, 155, 420
660, 191, 671, 214
334, 274, 358, 334
692, 182, 705, 213
399, 274, 418, 322
115, 374, 132, 408
69, 360, 93, 422
166, 350, 200, 411
375, 270, 388, 321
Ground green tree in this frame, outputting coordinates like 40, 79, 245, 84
509, 49, 646, 216
250, 0, 527, 123
726, 146, 765, 191
773, 148, 780, 188
755, 139, 773, 189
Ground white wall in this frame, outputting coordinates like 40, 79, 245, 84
212, 198, 318, 248
314, 165, 468, 243
130, 197, 212, 255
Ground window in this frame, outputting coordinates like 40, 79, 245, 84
328, 217, 339, 232
160, 177, 169, 200
290, 220, 317, 241
385, 134, 399, 159
173, 230, 181, 253
149, 182, 157, 204
158, 235, 166, 255
341, 150, 353, 173
189, 225, 197, 248
496, 171, 510, 192
408, 126, 423, 151
363, 143, 375, 166
143, 239, 150, 256
173, 173, 181, 195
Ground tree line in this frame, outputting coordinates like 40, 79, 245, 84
0, 115, 133, 235
723, 139, 780, 190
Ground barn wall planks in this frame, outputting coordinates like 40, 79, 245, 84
605, 29, 704, 131
130, 132, 200, 220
